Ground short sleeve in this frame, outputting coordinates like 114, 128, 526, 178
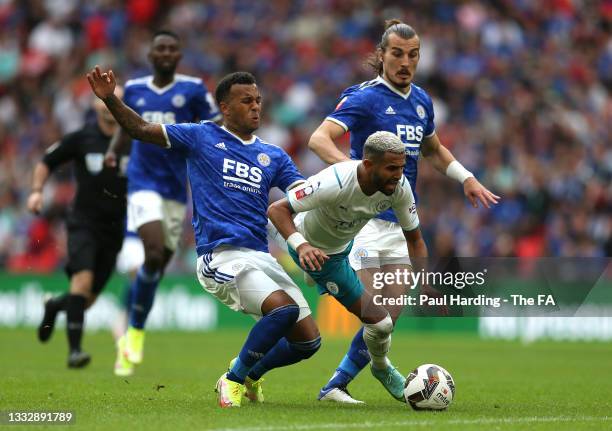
192, 84, 221, 122
424, 94, 436, 138
272, 150, 304, 192
392, 177, 420, 231
326, 92, 367, 132
42, 132, 80, 170
162, 123, 200, 155
286, 168, 339, 214
123, 84, 136, 110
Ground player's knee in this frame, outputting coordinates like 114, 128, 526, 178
70, 276, 93, 298
364, 313, 393, 338
266, 304, 300, 327
289, 336, 321, 360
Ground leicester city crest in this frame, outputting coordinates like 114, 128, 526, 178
257, 153, 271, 167
172, 94, 186, 108
416, 104, 426, 119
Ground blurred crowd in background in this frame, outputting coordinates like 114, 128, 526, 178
0, 0, 610, 274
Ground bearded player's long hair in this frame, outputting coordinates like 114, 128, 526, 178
366, 19, 417, 76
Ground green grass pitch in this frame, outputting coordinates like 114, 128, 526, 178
1, 328, 611, 430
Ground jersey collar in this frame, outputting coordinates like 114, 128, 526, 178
221, 126, 257, 145
375, 75, 412, 100
146, 76, 177, 95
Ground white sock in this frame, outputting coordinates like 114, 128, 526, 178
362, 315, 393, 370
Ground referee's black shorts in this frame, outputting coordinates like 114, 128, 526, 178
65, 216, 124, 294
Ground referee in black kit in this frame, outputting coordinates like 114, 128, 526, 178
27, 85, 127, 368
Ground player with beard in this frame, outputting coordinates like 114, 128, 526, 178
268, 131, 429, 402
308, 19, 499, 403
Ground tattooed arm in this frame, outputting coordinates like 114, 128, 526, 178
87, 66, 167, 148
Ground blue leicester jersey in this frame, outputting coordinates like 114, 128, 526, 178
326, 76, 435, 223
124, 74, 221, 203
162, 122, 304, 255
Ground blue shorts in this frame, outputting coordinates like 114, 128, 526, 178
288, 242, 364, 308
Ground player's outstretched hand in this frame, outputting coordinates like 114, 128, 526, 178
27, 191, 43, 215
463, 177, 500, 209
87, 66, 116, 100
297, 243, 329, 272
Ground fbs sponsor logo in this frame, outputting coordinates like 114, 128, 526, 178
222, 158, 263, 194
142, 111, 176, 124
396, 124, 424, 142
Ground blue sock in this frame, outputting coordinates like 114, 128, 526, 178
323, 327, 370, 390
129, 266, 161, 329
248, 336, 321, 381
226, 304, 299, 384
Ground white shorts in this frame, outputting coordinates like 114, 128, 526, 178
196, 246, 311, 321
348, 218, 411, 271
127, 190, 186, 251
115, 235, 145, 274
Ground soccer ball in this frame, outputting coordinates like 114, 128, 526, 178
403, 364, 455, 410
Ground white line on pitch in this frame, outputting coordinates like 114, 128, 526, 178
208, 415, 611, 431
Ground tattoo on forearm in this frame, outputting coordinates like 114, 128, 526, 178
103, 96, 162, 145
104, 96, 144, 137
